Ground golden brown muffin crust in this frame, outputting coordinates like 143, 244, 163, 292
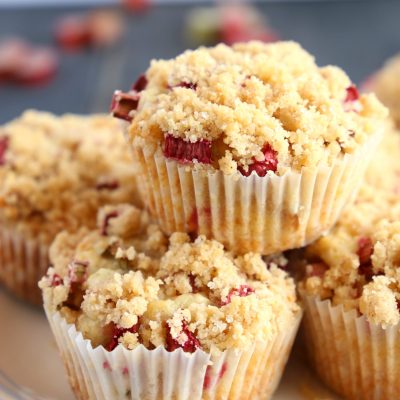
127, 41, 387, 174
40, 204, 300, 352
0, 111, 141, 243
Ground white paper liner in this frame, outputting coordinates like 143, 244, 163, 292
131, 130, 382, 254
45, 310, 301, 400
0, 225, 48, 304
302, 295, 400, 400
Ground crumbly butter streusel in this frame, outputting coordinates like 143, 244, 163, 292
40, 204, 300, 352
0, 110, 142, 243
300, 128, 400, 327
127, 41, 387, 174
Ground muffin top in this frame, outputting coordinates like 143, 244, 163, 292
112, 41, 386, 176
368, 54, 400, 128
40, 203, 300, 353
300, 129, 400, 328
0, 110, 141, 243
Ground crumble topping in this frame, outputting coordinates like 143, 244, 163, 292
40, 204, 300, 352
118, 41, 386, 175
0, 110, 142, 242
300, 128, 400, 328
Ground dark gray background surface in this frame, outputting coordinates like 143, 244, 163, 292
0, 0, 399, 123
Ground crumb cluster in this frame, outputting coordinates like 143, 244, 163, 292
301, 128, 400, 327
128, 41, 386, 175
40, 204, 300, 352
0, 111, 141, 243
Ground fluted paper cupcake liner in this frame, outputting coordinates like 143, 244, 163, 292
45, 310, 301, 400
0, 225, 48, 305
302, 295, 400, 400
131, 130, 382, 254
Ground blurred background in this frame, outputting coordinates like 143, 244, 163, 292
0, 0, 399, 123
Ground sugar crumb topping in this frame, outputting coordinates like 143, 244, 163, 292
40, 204, 300, 352
301, 128, 400, 327
0, 110, 142, 242
127, 41, 387, 174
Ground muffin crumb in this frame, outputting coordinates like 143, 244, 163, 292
125, 41, 387, 174
40, 204, 300, 352
0, 111, 142, 243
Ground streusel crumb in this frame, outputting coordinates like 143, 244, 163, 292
0, 110, 142, 242
40, 204, 300, 352
120, 41, 386, 175
300, 128, 400, 327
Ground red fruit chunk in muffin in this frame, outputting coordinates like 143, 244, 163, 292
188, 273, 198, 293
96, 179, 119, 190
357, 237, 376, 281
0, 136, 9, 165
345, 85, 359, 103
358, 264, 374, 282
172, 81, 197, 90
344, 85, 361, 112
63, 261, 89, 310
357, 236, 373, 265
305, 262, 328, 278
131, 74, 147, 92
239, 144, 278, 177
165, 322, 200, 353
163, 134, 212, 164
110, 90, 140, 122
221, 285, 255, 306
50, 273, 63, 287
101, 210, 119, 236
107, 322, 140, 351
68, 260, 89, 284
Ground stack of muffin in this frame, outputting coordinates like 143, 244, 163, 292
0, 41, 396, 400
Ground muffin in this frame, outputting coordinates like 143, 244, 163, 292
40, 203, 301, 400
111, 41, 387, 254
0, 110, 142, 304
299, 129, 400, 400
366, 54, 400, 128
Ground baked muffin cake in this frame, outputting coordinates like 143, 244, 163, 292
299, 129, 400, 400
111, 40, 387, 254
366, 54, 400, 128
40, 203, 301, 400
0, 110, 141, 304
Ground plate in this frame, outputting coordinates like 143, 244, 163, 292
0, 287, 340, 399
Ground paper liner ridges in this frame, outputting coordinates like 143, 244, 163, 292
132, 131, 381, 254
46, 311, 301, 400
303, 295, 400, 400
0, 226, 48, 304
